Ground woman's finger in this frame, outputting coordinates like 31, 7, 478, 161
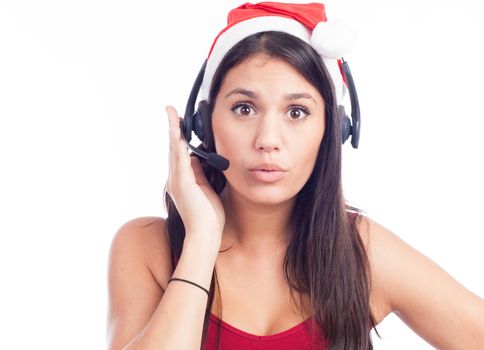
166, 105, 187, 157
191, 155, 210, 187
165, 105, 181, 140
166, 105, 190, 165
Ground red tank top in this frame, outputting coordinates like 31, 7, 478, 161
171, 254, 329, 349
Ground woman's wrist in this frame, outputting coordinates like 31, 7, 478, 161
174, 236, 220, 292
183, 232, 222, 256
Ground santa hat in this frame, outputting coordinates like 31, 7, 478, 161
199, 1, 356, 104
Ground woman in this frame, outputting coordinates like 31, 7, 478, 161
106, 2, 484, 349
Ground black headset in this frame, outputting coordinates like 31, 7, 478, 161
180, 57, 360, 172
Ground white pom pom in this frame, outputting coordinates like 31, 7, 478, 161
310, 19, 356, 59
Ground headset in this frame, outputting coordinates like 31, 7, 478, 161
180, 58, 360, 172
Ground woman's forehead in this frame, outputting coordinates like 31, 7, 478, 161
218, 55, 323, 103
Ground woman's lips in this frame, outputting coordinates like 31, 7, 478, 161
249, 169, 287, 182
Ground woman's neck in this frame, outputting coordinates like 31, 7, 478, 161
219, 185, 295, 256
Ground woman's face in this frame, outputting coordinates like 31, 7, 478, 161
211, 53, 325, 205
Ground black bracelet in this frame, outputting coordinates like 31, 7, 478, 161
168, 277, 209, 297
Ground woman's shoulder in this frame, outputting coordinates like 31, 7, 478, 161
352, 213, 484, 347
110, 216, 172, 290
351, 212, 400, 324
351, 212, 449, 324
350, 211, 395, 254
107, 216, 172, 349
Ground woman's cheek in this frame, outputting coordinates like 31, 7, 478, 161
296, 134, 322, 178
214, 133, 246, 185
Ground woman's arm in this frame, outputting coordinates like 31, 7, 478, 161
106, 217, 219, 350
361, 216, 484, 349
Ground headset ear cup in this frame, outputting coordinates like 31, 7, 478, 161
339, 105, 352, 144
181, 111, 193, 142
192, 110, 203, 142
195, 100, 213, 148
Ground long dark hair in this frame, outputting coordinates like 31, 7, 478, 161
165, 31, 379, 349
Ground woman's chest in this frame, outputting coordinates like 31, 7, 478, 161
210, 255, 312, 336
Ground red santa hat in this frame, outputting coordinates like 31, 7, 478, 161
199, 1, 356, 104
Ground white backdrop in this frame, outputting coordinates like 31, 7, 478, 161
0, 0, 483, 349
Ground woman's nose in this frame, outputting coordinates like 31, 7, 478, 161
254, 114, 283, 152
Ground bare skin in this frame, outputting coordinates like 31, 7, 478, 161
107, 55, 484, 349
107, 214, 484, 349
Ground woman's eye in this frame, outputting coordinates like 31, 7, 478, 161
288, 106, 310, 120
230, 103, 310, 120
231, 103, 255, 117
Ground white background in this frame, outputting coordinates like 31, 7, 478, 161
0, 0, 483, 349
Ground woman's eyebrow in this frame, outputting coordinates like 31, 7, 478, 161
285, 92, 316, 103
224, 88, 316, 103
224, 88, 257, 99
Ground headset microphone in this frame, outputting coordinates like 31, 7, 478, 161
180, 122, 230, 171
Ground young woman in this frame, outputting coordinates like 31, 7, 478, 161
106, 2, 484, 349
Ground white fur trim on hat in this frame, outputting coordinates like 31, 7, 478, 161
311, 19, 356, 59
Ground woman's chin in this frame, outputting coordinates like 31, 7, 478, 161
234, 185, 297, 206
